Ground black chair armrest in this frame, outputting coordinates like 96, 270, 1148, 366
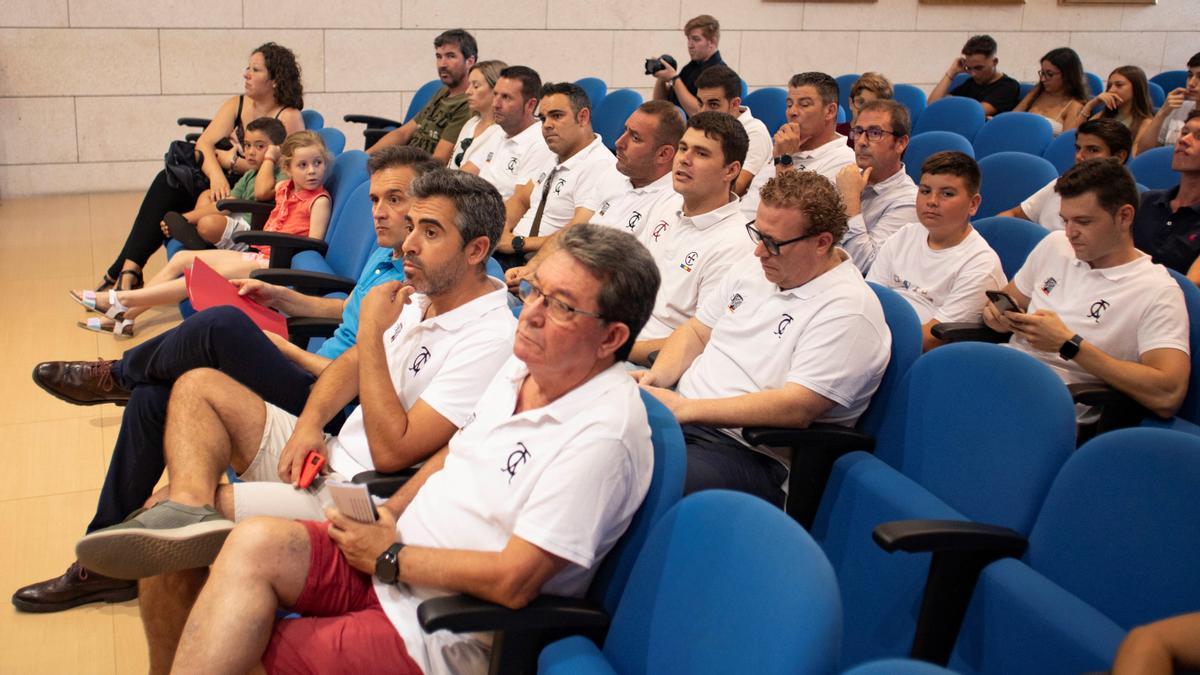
216, 199, 275, 215
285, 317, 340, 346
184, 132, 202, 143
418, 594, 609, 634
1068, 382, 1134, 408
249, 268, 355, 296
352, 468, 418, 498
930, 322, 1010, 344
177, 117, 211, 128
363, 128, 393, 150
742, 423, 874, 451
873, 519, 1027, 666
232, 231, 328, 269
1068, 382, 1156, 434
343, 114, 402, 128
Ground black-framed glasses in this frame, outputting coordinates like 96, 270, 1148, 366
518, 279, 606, 322
745, 221, 819, 256
848, 126, 902, 143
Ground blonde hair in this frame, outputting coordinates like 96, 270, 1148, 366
851, 72, 894, 101
471, 59, 508, 88
279, 130, 331, 170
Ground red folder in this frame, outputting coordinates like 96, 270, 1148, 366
185, 258, 289, 338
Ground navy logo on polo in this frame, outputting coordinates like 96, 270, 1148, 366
680, 251, 699, 272
553, 178, 566, 195
1087, 299, 1110, 323
502, 442, 531, 484
627, 211, 642, 232
652, 220, 669, 242
1042, 277, 1058, 295
507, 156, 519, 172
389, 322, 405, 342
774, 313, 794, 338
728, 293, 744, 312
410, 346, 431, 375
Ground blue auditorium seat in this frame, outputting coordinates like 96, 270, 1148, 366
971, 216, 1050, 279
893, 84, 927, 128
912, 97, 986, 142
904, 131, 974, 184
594, 89, 644, 152
972, 112, 1054, 158
1127, 146, 1181, 190
976, 152, 1058, 218
744, 87, 787, 135
574, 77, 607, 108
1040, 128, 1077, 174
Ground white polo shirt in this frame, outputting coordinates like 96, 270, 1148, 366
513, 135, 616, 238
739, 106, 773, 177
325, 279, 517, 476
841, 165, 920, 272
476, 122, 554, 200
1020, 179, 1065, 231
679, 252, 892, 440
1009, 231, 1189, 418
639, 194, 755, 340
589, 170, 676, 240
740, 134, 856, 220
376, 357, 654, 674
449, 117, 504, 171
867, 222, 1007, 325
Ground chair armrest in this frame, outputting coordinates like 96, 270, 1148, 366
352, 468, 418, 498
232, 231, 328, 269
249, 268, 356, 296
363, 128, 394, 150
1067, 382, 1134, 408
1067, 383, 1154, 434
285, 317, 340, 345
418, 594, 610, 635
177, 117, 211, 128
873, 519, 1027, 556
930, 322, 1010, 344
343, 114, 402, 128
216, 199, 275, 216
742, 423, 875, 451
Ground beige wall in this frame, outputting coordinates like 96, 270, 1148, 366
0, 0, 1196, 197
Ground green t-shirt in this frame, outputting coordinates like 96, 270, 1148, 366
229, 166, 288, 201
409, 87, 472, 154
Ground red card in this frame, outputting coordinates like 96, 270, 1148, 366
185, 258, 289, 338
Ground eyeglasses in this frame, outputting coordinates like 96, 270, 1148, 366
745, 221, 819, 256
1037, 70, 1060, 80
848, 126, 902, 143
518, 279, 606, 322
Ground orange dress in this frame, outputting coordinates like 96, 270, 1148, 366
251, 179, 331, 262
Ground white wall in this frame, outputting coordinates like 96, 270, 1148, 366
0, 0, 1196, 197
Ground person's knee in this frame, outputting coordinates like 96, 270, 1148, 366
173, 368, 231, 403
192, 305, 256, 334
197, 215, 224, 242
219, 517, 306, 572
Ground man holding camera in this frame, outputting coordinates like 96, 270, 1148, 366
650, 14, 725, 117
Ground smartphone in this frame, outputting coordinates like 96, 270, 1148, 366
326, 481, 379, 523
986, 290, 1024, 315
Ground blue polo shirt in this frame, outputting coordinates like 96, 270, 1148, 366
315, 247, 405, 360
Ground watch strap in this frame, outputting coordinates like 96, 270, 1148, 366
1059, 334, 1084, 361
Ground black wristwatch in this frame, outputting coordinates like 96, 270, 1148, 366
511, 235, 526, 253
773, 154, 794, 167
375, 542, 405, 584
1059, 334, 1084, 361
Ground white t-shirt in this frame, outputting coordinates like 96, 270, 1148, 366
476, 122, 555, 200
448, 116, 504, 171
1159, 100, 1196, 146
513, 135, 616, 238
678, 252, 892, 436
741, 134, 856, 220
867, 222, 1007, 325
841, 166, 920, 273
325, 280, 517, 476
589, 170, 676, 241
1020, 179, 1065, 231
639, 194, 755, 340
739, 106, 773, 177
376, 357, 654, 675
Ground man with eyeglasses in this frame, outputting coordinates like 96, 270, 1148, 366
834, 99, 918, 272
637, 170, 891, 507
927, 34, 1021, 117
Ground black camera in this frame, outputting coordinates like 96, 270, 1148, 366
644, 54, 678, 76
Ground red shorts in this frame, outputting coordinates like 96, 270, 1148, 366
262, 520, 421, 674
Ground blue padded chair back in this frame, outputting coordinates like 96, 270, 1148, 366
1041, 128, 1077, 174
950, 73, 969, 91
1166, 269, 1200, 425
1150, 70, 1187, 93
893, 84, 927, 127
972, 112, 1054, 158
485, 257, 503, 282
912, 97, 986, 141
322, 150, 369, 236
585, 390, 686, 614
743, 87, 787, 135
1148, 81, 1166, 108
904, 131, 975, 183
599, 491, 842, 675
404, 79, 443, 123
1127, 146, 1180, 190
317, 127, 345, 157
573, 77, 607, 108
977, 152, 1059, 218
859, 283, 923, 438
843, 660, 957, 675
1018, 82, 1036, 101
972, 216, 1050, 279
301, 109, 324, 130
836, 73, 861, 114
594, 89, 644, 152
1086, 72, 1104, 98
311, 181, 377, 279
837, 105, 847, 124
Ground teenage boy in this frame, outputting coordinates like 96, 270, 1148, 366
928, 34, 1021, 116
1136, 51, 1200, 155
694, 65, 772, 196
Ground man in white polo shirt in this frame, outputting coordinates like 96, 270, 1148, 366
494, 81, 615, 270
472, 66, 554, 200
983, 159, 1190, 423
836, 99, 919, 273
639, 170, 891, 506
868, 151, 1005, 351
694, 65, 772, 196
164, 225, 660, 675
630, 111, 753, 365
741, 71, 856, 220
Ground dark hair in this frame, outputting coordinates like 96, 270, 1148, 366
409, 169, 505, 258
367, 145, 441, 176
254, 42, 303, 110
695, 65, 742, 101
1189, 52, 1200, 69
498, 65, 542, 103
921, 151, 981, 195
245, 117, 287, 145
1101, 66, 1154, 138
684, 14, 720, 43
1189, 109, 1200, 123
856, 99, 911, 138
1033, 47, 1088, 103
962, 35, 998, 58
557, 224, 660, 362
434, 29, 478, 62
1076, 118, 1133, 163
1055, 158, 1139, 217
638, 100, 686, 149
788, 72, 839, 108
540, 81, 592, 115
759, 170, 848, 243
686, 111, 749, 167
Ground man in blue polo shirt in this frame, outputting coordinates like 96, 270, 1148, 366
13, 147, 441, 613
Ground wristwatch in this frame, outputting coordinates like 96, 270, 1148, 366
375, 542, 406, 584
511, 235, 526, 253
772, 155, 794, 167
1059, 334, 1084, 361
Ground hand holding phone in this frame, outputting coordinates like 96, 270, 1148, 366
986, 290, 1024, 316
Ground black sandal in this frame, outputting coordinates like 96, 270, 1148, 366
95, 274, 117, 292
117, 269, 144, 291
164, 212, 216, 251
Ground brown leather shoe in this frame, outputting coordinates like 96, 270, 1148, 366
12, 561, 137, 613
32, 360, 131, 406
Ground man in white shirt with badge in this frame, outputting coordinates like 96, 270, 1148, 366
741, 71, 856, 220
868, 151, 1006, 351
163, 224, 660, 675
983, 158, 1190, 423
630, 111, 753, 365
638, 170, 891, 506
694, 65, 772, 196
494, 82, 615, 270
474, 66, 554, 200
835, 99, 919, 273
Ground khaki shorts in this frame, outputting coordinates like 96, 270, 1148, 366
233, 403, 344, 522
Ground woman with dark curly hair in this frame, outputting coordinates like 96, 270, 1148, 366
96, 42, 305, 292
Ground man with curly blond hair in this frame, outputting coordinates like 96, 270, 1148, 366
636, 170, 892, 507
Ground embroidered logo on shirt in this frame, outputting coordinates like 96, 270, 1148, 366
652, 220, 669, 242
891, 274, 930, 298
679, 251, 699, 272
1086, 299, 1110, 324
502, 443, 531, 484
410, 346, 431, 374
486, 151, 495, 162
598, 200, 611, 216
728, 293, 744, 312
627, 211, 642, 232
553, 178, 566, 195
507, 156, 519, 173
1041, 277, 1058, 295
388, 322, 405, 342
774, 313, 794, 338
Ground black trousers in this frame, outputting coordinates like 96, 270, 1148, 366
681, 424, 788, 508
105, 169, 195, 281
